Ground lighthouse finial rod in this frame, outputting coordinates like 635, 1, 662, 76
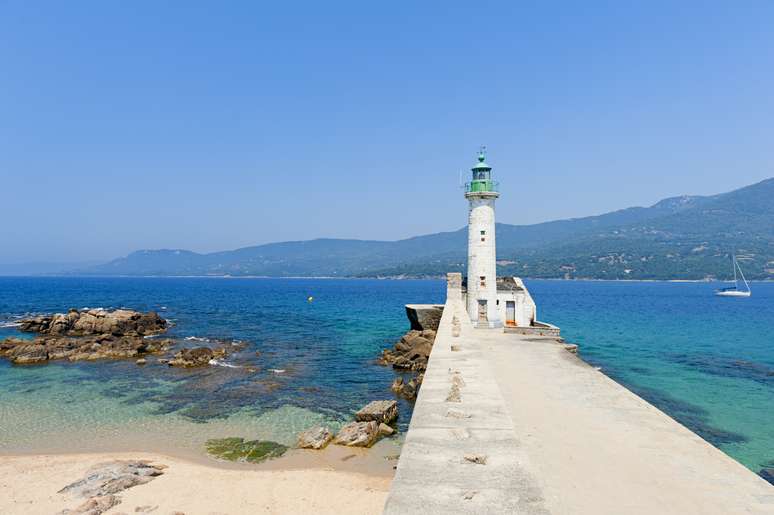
478, 145, 487, 162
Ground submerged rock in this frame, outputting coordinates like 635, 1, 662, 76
333, 421, 379, 447
168, 347, 226, 367
0, 335, 173, 364
297, 426, 334, 450
205, 437, 287, 463
759, 468, 774, 485
355, 400, 398, 424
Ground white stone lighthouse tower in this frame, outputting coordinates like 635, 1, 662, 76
465, 147, 501, 328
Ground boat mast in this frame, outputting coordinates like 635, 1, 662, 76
736, 257, 751, 292
732, 254, 738, 286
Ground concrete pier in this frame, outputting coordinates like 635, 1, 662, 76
384, 274, 773, 514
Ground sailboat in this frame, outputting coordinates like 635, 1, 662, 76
715, 255, 751, 297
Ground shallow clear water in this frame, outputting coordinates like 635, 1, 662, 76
0, 277, 443, 457
0, 277, 772, 473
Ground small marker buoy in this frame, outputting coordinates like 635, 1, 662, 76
307, 296, 314, 302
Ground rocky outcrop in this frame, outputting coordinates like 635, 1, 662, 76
356, 400, 398, 424
1, 308, 171, 365
333, 421, 379, 447
378, 327, 436, 401
297, 426, 334, 450
59, 460, 165, 498
168, 347, 225, 367
0, 335, 172, 364
20, 309, 166, 337
378, 329, 436, 372
57, 460, 165, 515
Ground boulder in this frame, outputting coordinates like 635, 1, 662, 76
333, 421, 379, 447
297, 426, 333, 450
390, 377, 404, 392
378, 423, 395, 436
355, 400, 398, 424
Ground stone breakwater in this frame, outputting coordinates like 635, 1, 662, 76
385, 273, 774, 514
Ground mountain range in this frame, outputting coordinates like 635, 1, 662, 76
22, 178, 774, 280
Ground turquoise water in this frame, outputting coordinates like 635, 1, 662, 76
0, 277, 443, 456
0, 277, 772, 474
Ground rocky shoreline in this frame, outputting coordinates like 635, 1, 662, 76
375, 307, 441, 401
0, 308, 233, 368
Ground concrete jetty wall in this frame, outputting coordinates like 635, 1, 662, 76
384, 273, 773, 514
384, 273, 549, 514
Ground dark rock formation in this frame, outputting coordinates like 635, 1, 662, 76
759, 467, 774, 485
205, 437, 287, 463
333, 421, 379, 447
297, 426, 334, 450
355, 400, 398, 424
168, 347, 226, 367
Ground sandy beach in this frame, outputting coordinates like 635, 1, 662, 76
0, 451, 392, 515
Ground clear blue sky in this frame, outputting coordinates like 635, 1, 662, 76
1, 1, 773, 264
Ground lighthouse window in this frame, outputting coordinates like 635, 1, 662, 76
480, 276, 486, 288
480, 230, 486, 235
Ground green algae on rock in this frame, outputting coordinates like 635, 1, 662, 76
205, 437, 288, 463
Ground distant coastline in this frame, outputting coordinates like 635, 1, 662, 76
2, 274, 772, 282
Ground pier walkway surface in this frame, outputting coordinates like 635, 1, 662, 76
383, 275, 774, 514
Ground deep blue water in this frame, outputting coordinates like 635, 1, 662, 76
0, 277, 772, 472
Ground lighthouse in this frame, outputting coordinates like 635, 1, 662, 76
465, 147, 501, 327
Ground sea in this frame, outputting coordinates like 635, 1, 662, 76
0, 277, 772, 474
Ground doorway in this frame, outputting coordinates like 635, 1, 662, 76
506, 301, 516, 327
477, 300, 488, 322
